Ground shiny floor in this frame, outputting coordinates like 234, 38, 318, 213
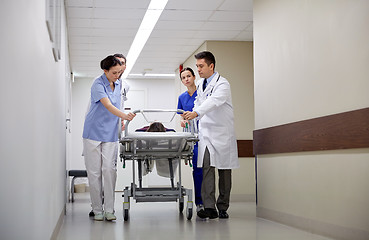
56, 192, 333, 240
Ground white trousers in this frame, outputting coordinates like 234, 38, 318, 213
83, 139, 118, 214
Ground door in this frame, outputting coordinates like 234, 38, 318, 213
65, 73, 72, 201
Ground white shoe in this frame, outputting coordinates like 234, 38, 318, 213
94, 213, 104, 221
104, 212, 116, 221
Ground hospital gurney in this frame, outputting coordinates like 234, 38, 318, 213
119, 109, 198, 221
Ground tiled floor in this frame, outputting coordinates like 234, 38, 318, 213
56, 192, 334, 240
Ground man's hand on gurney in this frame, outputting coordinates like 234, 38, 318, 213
183, 111, 198, 120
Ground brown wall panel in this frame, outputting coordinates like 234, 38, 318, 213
237, 140, 254, 157
253, 107, 369, 155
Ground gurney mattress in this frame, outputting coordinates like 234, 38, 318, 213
121, 132, 196, 158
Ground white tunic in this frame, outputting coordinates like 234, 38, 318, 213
194, 73, 239, 169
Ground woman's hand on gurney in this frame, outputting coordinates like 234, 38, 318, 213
121, 120, 125, 131
183, 111, 198, 120
101, 97, 136, 121
180, 119, 188, 128
123, 112, 136, 121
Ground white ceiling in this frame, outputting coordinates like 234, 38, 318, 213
65, 0, 253, 78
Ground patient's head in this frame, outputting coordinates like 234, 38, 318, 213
146, 122, 166, 132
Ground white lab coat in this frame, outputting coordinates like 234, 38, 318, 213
118, 79, 130, 138
194, 72, 239, 169
120, 80, 130, 110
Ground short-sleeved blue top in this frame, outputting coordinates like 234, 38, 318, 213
83, 74, 121, 142
177, 90, 197, 112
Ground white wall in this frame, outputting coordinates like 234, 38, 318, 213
0, 1, 70, 239
70, 77, 94, 171
254, 0, 369, 129
254, 0, 369, 239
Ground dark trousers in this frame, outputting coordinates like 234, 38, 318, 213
192, 144, 203, 205
201, 147, 232, 211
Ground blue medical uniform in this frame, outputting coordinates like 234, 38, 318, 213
177, 90, 203, 206
83, 74, 121, 142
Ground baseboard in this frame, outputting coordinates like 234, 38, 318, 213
257, 206, 369, 240
50, 205, 66, 240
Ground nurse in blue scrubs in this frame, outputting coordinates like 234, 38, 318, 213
83, 55, 135, 221
177, 67, 204, 212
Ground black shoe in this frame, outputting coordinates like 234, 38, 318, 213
197, 209, 208, 219
207, 208, 219, 219
218, 210, 229, 219
197, 208, 219, 219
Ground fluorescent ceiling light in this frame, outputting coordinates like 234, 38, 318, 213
121, 0, 168, 79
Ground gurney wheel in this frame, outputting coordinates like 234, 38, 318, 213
186, 207, 192, 220
124, 209, 129, 221
179, 201, 184, 213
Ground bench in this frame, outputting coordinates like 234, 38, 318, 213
68, 170, 88, 202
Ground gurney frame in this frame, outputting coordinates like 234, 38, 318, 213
119, 109, 198, 221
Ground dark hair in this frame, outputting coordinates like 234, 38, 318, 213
100, 55, 122, 71
194, 51, 216, 69
146, 122, 166, 132
113, 53, 127, 64
179, 67, 195, 79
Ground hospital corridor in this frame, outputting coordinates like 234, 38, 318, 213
56, 192, 333, 240
1, 0, 369, 240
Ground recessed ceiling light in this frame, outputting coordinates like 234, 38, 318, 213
121, 0, 168, 79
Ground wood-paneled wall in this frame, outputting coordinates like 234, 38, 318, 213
237, 140, 254, 157
253, 107, 369, 155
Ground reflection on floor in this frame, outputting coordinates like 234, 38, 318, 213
56, 192, 333, 240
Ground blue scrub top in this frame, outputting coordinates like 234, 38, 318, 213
83, 74, 121, 142
177, 90, 197, 112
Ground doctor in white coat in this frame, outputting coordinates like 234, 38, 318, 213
112, 53, 130, 134
183, 51, 239, 219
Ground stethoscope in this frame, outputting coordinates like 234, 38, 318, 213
121, 80, 128, 101
204, 75, 221, 97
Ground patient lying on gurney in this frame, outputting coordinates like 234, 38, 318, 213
140, 122, 179, 178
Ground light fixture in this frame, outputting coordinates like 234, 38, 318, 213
121, 0, 169, 79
